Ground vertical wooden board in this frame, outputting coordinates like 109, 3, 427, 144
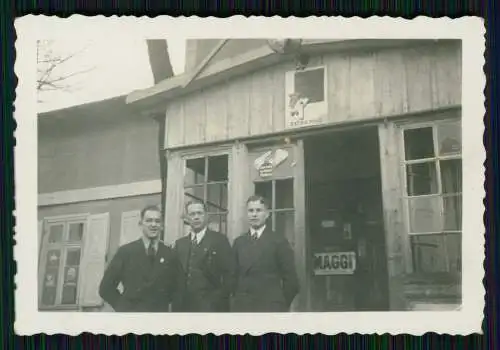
348, 52, 377, 120
378, 122, 410, 310
292, 140, 307, 311
183, 91, 206, 146
165, 101, 184, 148
226, 76, 251, 139
374, 49, 408, 117
249, 69, 274, 136
432, 44, 462, 108
271, 64, 288, 133
205, 85, 228, 143
165, 152, 184, 246
326, 54, 351, 123
227, 143, 251, 243
404, 47, 433, 113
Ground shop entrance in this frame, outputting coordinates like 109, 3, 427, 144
304, 127, 390, 311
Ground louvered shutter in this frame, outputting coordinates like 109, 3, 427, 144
119, 210, 142, 246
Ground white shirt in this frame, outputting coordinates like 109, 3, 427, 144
191, 226, 207, 245
250, 225, 266, 239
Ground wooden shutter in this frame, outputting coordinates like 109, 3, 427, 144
119, 210, 141, 246
78, 213, 110, 307
165, 152, 184, 246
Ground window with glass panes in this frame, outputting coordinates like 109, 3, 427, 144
39, 219, 85, 307
184, 154, 229, 235
254, 178, 295, 247
401, 119, 462, 275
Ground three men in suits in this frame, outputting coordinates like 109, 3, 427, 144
232, 195, 299, 312
99, 205, 180, 312
172, 200, 234, 312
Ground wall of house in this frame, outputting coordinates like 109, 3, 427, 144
165, 41, 461, 149
38, 193, 161, 264
38, 115, 160, 193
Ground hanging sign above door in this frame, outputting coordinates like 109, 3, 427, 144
254, 149, 289, 178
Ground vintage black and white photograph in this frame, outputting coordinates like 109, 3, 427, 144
15, 16, 484, 335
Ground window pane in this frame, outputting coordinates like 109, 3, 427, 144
255, 181, 273, 208
441, 159, 462, 194
41, 268, 58, 306
408, 196, 442, 233
438, 120, 461, 156
404, 127, 435, 160
185, 157, 206, 186
207, 155, 228, 182
46, 249, 61, 268
61, 266, 79, 305
275, 179, 294, 209
206, 183, 228, 212
275, 211, 295, 247
48, 225, 63, 243
207, 214, 227, 235
184, 186, 205, 206
411, 233, 461, 274
66, 249, 81, 266
294, 68, 325, 103
406, 162, 438, 196
68, 223, 83, 242
443, 195, 462, 231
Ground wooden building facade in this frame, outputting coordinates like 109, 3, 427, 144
129, 38, 462, 311
37, 96, 162, 311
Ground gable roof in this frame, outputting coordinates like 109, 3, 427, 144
126, 39, 447, 113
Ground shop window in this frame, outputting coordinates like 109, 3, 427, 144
255, 178, 295, 246
184, 154, 229, 235
39, 219, 85, 307
401, 119, 462, 275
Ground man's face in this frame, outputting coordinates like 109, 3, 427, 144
140, 210, 162, 239
186, 203, 207, 232
247, 200, 269, 229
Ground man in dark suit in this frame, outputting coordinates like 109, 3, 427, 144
232, 195, 299, 312
172, 200, 234, 312
99, 205, 180, 312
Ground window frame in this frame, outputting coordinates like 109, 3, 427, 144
182, 149, 231, 235
38, 213, 89, 310
398, 117, 462, 275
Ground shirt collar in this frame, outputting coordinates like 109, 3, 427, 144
250, 225, 266, 238
191, 226, 207, 244
142, 236, 159, 251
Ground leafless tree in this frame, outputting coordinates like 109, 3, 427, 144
36, 40, 95, 101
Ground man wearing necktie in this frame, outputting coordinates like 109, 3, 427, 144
232, 195, 299, 312
171, 200, 234, 312
99, 205, 180, 312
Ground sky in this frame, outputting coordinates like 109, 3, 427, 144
37, 38, 186, 113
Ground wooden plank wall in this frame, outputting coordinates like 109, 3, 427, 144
165, 41, 461, 149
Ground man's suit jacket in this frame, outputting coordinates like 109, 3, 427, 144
232, 227, 299, 312
98, 239, 180, 312
172, 229, 234, 312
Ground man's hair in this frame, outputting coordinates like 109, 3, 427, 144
140, 204, 162, 220
246, 195, 270, 209
185, 199, 207, 213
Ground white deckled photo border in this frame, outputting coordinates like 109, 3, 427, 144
14, 15, 485, 335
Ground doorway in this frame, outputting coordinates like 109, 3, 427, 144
304, 126, 390, 311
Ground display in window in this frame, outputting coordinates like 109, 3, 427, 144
207, 155, 228, 182
185, 157, 206, 186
